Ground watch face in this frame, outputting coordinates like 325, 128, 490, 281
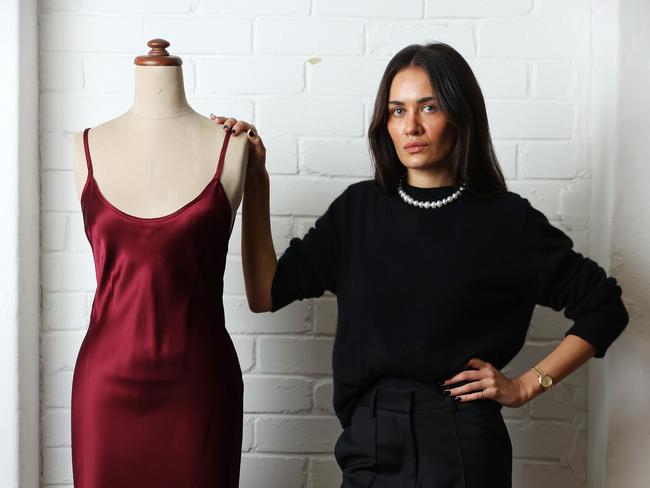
541, 376, 553, 388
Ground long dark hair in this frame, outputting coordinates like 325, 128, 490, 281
368, 42, 507, 198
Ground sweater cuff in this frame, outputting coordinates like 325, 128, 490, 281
563, 308, 629, 358
270, 251, 298, 313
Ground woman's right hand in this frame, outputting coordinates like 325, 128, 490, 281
210, 114, 275, 313
210, 114, 266, 175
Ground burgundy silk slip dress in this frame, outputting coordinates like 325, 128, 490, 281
71, 127, 243, 487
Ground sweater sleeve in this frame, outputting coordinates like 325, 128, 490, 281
270, 190, 344, 312
519, 198, 629, 358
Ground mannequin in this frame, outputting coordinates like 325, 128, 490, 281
69, 39, 248, 488
72, 39, 248, 222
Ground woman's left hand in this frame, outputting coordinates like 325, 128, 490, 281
440, 358, 530, 408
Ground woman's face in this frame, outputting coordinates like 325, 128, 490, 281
386, 66, 456, 174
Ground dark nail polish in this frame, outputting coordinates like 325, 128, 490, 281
223, 125, 229, 131
437, 380, 445, 385
248, 129, 255, 137
231, 128, 236, 133
443, 390, 451, 396
454, 396, 461, 402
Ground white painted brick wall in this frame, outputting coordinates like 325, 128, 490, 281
39, 0, 595, 486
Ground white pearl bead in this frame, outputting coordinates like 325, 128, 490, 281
397, 177, 465, 210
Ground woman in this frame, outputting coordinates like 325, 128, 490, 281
211, 42, 628, 487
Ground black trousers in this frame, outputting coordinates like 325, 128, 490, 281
334, 378, 512, 488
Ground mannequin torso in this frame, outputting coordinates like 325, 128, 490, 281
72, 65, 247, 227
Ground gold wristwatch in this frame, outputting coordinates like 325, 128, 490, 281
531, 366, 553, 391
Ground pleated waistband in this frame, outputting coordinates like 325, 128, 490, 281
357, 377, 503, 414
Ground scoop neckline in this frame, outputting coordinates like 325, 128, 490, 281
81, 127, 232, 223
88, 173, 224, 223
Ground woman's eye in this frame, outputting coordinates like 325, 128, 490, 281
390, 107, 404, 116
423, 104, 438, 112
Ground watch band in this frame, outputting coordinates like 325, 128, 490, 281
531, 366, 553, 391
532, 366, 546, 376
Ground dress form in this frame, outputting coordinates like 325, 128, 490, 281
72, 39, 248, 227
70, 39, 246, 487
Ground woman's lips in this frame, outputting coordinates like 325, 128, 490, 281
404, 144, 427, 154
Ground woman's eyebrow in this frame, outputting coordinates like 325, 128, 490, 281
388, 96, 438, 105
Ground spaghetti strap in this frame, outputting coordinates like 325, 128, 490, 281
215, 130, 232, 182
83, 127, 94, 177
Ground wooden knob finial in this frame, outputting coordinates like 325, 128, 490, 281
134, 38, 182, 66
147, 39, 170, 56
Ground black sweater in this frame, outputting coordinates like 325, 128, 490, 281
270, 179, 629, 428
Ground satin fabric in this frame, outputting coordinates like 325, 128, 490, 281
71, 127, 243, 487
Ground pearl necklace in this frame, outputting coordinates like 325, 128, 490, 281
397, 176, 466, 209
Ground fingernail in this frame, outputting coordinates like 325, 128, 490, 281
231, 128, 236, 133
437, 380, 445, 385
443, 390, 451, 396
223, 125, 229, 131
210, 113, 215, 118
248, 129, 255, 137
454, 396, 461, 402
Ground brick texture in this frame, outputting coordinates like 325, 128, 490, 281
39, 1, 594, 486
